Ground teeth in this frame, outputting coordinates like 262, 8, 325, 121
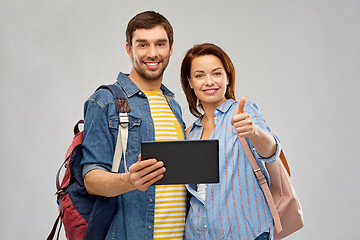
204, 89, 216, 93
146, 62, 158, 66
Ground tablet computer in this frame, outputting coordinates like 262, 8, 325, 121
141, 140, 219, 185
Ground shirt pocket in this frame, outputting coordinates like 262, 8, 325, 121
108, 116, 141, 156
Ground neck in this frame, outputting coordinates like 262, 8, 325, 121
128, 68, 163, 91
201, 98, 227, 120
201, 104, 217, 122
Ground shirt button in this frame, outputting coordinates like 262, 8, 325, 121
139, 92, 142, 95
148, 225, 152, 229
149, 199, 153, 202
204, 225, 207, 228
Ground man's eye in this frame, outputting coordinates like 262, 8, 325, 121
157, 43, 165, 47
138, 44, 146, 48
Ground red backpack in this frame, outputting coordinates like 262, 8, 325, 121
47, 84, 130, 240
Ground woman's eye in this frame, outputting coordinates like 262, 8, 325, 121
214, 72, 222, 76
195, 74, 204, 78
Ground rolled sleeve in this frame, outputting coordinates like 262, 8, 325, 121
252, 134, 281, 164
82, 163, 110, 179
81, 92, 117, 179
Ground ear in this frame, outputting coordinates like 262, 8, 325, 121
126, 43, 133, 59
169, 45, 173, 56
188, 77, 193, 89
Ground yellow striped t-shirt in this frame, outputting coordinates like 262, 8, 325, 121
143, 90, 186, 240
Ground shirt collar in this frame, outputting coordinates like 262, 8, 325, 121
116, 72, 175, 98
193, 99, 237, 127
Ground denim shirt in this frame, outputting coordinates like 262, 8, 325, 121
81, 72, 186, 239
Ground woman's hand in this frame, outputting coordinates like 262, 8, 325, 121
231, 97, 258, 138
231, 97, 276, 158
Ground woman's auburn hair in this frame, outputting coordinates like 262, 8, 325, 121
180, 43, 236, 118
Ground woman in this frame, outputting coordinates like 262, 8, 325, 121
181, 43, 281, 240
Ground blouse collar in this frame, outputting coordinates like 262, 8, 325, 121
193, 99, 237, 127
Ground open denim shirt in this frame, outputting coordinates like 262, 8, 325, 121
81, 72, 186, 239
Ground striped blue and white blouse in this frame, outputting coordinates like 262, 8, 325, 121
185, 99, 281, 240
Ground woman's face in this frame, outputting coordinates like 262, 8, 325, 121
188, 54, 228, 109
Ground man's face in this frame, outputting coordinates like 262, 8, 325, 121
126, 25, 173, 82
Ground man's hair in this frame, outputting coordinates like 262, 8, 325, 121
180, 43, 236, 118
126, 11, 174, 48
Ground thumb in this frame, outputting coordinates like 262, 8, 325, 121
236, 97, 245, 114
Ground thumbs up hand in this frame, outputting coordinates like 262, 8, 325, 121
231, 97, 256, 138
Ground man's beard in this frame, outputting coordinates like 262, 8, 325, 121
132, 57, 169, 81
135, 64, 167, 81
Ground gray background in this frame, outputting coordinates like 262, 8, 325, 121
1, 0, 359, 239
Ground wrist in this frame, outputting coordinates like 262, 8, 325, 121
123, 172, 137, 192
248, 124, 260, 141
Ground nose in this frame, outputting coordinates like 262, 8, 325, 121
205, 75, 215, 86
147, 45, 158, 59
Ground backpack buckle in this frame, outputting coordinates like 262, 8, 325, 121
119, 113, 129, 128
55, 189, 64, 197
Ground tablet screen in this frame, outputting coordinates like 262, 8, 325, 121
141, 140, 219, 185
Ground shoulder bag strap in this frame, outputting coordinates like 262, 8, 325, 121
239, 137, 283, 233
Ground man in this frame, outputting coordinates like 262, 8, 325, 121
81, 11, 187, 239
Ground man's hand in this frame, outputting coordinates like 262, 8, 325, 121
231, 97, 257, 138
84, 155, 165, 197
128, 155, 166, 191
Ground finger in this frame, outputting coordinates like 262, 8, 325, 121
231, 110, 249, 126
232, 113, 248, 122
238, 97, 245, 114
132, 161, 164, 181
232, 114, 252, 127
139, 161, 164, 177
133, 167, 166, 190
236, 132, 252, 138
234, 126, 252, 135
141, 167, 166, 184
129, 158, 158, 173
232, 97, 246, 119
144, 174, 164, 187
138, 173, 165, 192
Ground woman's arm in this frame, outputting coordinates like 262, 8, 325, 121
231, 97, 277, 158
246, 124, 277, 158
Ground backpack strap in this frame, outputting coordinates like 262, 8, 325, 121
96, 84, 130, 173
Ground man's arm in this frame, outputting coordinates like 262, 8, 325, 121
84, 155, 166, 197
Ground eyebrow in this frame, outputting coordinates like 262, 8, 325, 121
135, 39, 168, 43
193, 67, 223, 73
212, 67, 223, 72
193, 70, 205, 73
156, 39, 168, 43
